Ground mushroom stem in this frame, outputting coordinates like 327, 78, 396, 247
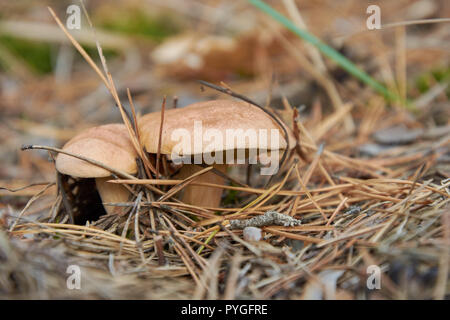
178, 164, 227, 208
95, 177, 131, 214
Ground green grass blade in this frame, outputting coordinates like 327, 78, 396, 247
249, 0, 405, 105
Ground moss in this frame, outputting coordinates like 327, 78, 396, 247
126, 228, 133, 239
0, 35, 52, 74
235, 67, 255, 80
0, 35, 119, 75
415, 66, 450, 95
96, 8, 180, 42
416, 73, 431, 93
83, 46, 117, 61
223, 188, 239, 206
431, 68, 450, 83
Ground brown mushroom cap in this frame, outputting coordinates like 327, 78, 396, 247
55, 124, 137, 178
138, 99, 295, 158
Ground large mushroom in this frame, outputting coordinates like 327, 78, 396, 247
138, 99, 295, 208
55, 123, 138, 215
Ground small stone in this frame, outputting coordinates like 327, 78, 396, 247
243, 227, 262, 242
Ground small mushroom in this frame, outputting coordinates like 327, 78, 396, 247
55, 124, 137, 214
138, 99, 295, 208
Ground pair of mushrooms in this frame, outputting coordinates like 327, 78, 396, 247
56, 99, 294, 215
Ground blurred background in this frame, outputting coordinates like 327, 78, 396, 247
0, 0, 449, 226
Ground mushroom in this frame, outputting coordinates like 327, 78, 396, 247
138, 99, 295, 208
55, 123, 138, 215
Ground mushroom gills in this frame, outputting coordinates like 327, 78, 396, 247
177, 164, 227, 208
95, 177, 131, 214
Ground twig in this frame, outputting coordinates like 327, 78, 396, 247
229, 210, 301, 229
156, 97, 166, 179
